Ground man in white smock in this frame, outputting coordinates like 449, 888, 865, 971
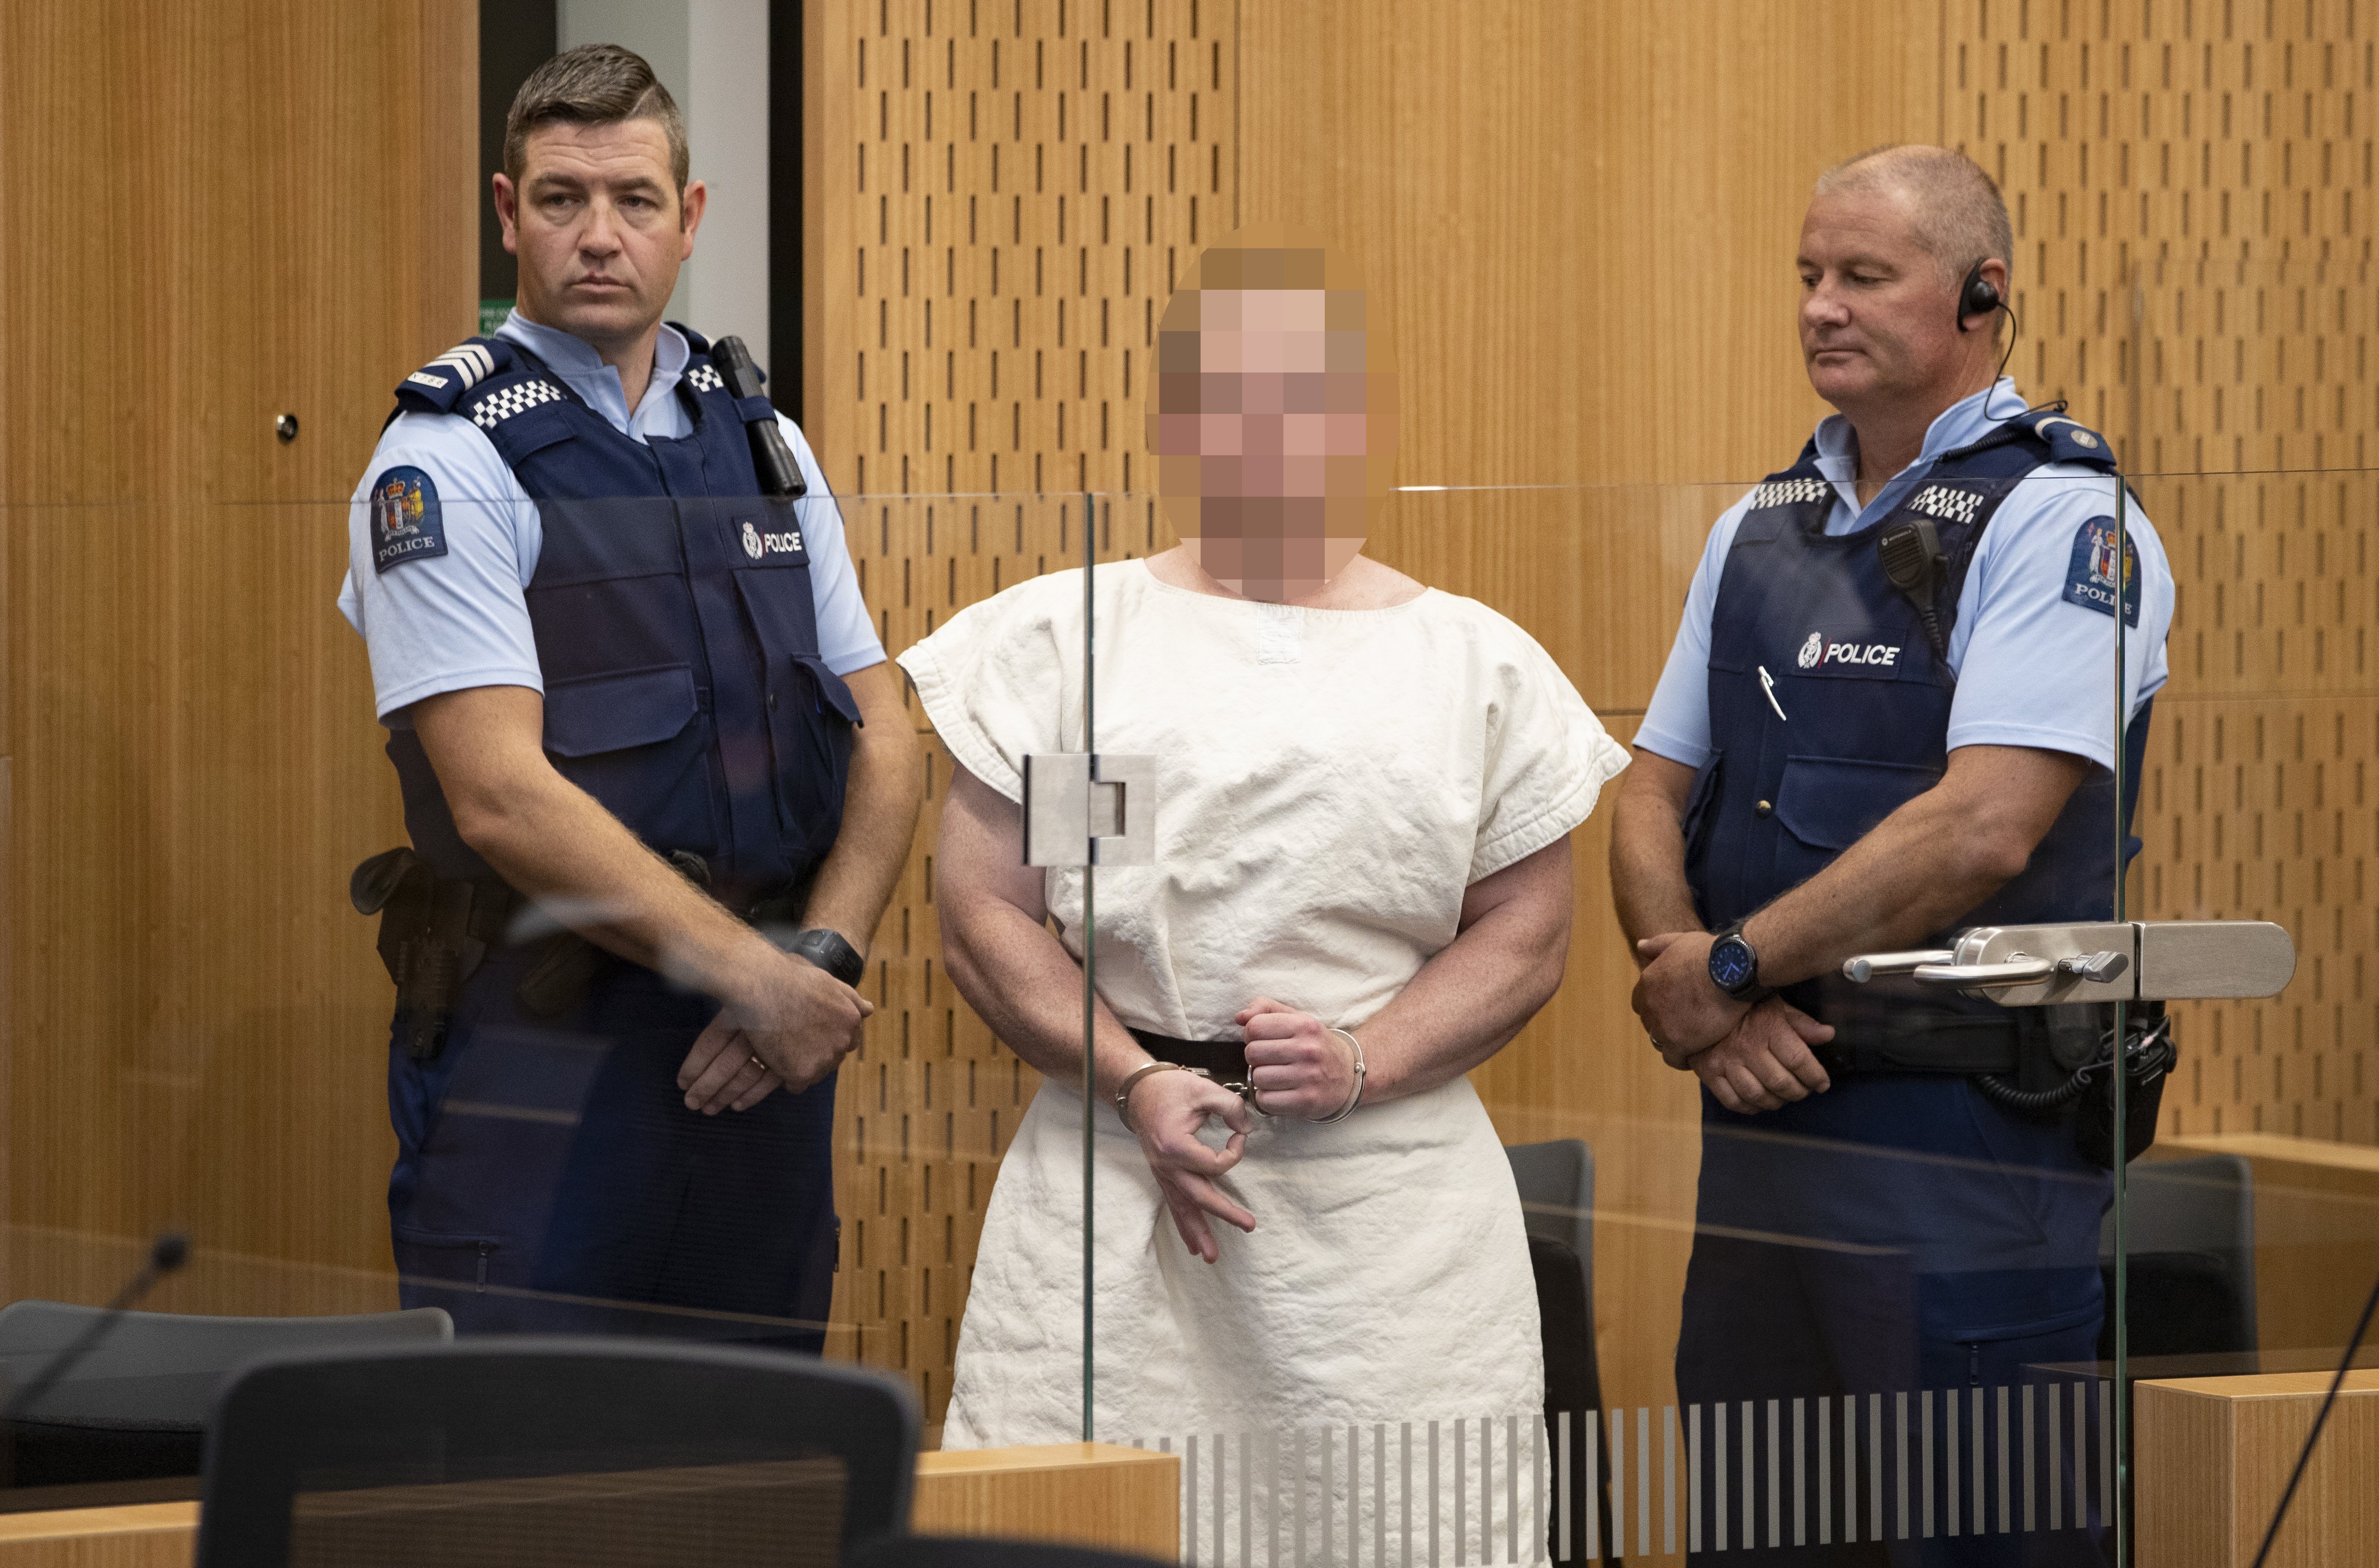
901, 226, 1630, 1563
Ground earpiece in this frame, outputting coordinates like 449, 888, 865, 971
1956, 259, 2004, 332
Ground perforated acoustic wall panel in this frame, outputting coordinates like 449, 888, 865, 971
812, 0, 1233, 501
805, 0, 1227, 1419
1952, 0, 2374, 1145
2133, 268, 2377, 1145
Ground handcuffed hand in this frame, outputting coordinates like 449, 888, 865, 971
1124, 1067, 1256, 1263
1237, 997, 1359, 1120
1684, 996, 1835, 1114
678, 951, 874, 1114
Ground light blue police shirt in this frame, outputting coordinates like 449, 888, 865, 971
1636, 379, 2174, 773
336, 310, 883, 721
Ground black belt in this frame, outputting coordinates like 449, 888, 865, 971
1127, 1028, 1249, 1085
1808, 1000, 2117, 1080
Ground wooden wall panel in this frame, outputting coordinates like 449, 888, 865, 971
803, 0, 1231, 503
1, 1, 474, 1298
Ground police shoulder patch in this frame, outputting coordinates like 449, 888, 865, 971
368, 465, 448, 574
2063, 514, 2141, 626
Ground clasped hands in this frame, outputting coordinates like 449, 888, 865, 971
1631, 930, 1835, 1114
676, 949, 874, 1115
1129, 996, 1361, 1264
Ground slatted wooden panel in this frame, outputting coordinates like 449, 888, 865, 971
2132, 347, 2377, 1148
1955, 0, 2377, 1151
805, 0, 1232, 501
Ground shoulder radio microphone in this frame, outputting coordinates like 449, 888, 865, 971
708, 336, 808, 500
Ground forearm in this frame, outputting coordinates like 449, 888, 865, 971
941, 895, 1151, 1101
1609, 753, 1704, 960
1610, 790, 1702, 954
1743, 760, 2078, 986
1352, 891, 1571, 1106
801, 717, 923, 953
462, 772, 783, 1001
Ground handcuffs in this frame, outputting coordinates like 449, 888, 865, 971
1115, 1027, 1367, 1132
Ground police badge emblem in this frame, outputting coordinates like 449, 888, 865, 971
742, 520, 764, 560
1797, 631, 1824, 669
369, 466, 447, 573
2063, 514, 2141, 626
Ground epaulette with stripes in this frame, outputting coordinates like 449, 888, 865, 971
392, 337, 513, 415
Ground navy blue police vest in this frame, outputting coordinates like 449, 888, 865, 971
382, 328, 857, 908
1682, 409, 2149, 1051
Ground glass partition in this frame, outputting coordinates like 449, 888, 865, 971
1, 469, 2360, 1562
1045, 473, 2135, 1564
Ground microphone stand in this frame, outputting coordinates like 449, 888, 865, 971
0, 1232, 190, 1489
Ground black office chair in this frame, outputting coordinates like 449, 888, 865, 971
1506, 1138, 1618, 1563
2094, 1152, 2258, 1359
848, 1537, 1170, 1568
0, 1301, 451, 1488
194, 1337, 919, 1568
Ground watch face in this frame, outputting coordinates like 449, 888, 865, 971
1710, 937, 1758, 992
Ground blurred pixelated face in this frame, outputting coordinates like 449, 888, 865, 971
1148, 239, 1398, 601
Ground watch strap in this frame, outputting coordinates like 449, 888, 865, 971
784, 927, 866, 989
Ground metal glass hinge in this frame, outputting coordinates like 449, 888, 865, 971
1019, 753, 1156, 868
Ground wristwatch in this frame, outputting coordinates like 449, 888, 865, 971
1707, 920, 1772, 1004
784, 927, 866, 989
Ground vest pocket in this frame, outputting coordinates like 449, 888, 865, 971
770, 655, 860, 856
541, 663, 718, 855
1771, 754, 1942, 884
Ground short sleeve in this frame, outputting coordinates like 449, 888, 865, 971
335, 412, 544, 721
778, 415, 889, 675
1945, 472, 2176, 770
896, 574, 1077, 802
1470, 616, 1632, 882
1634, 492, 1758, 769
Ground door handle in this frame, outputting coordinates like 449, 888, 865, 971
1840, 921, 2292, 1005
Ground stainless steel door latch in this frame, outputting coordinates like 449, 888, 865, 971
1841, 920, 2296, 1006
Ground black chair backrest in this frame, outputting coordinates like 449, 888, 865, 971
0, 1302, 453, 1427
195, 1337, 918, 1568
2095, 1152, 2258, 1357
1506, 1139, 1596, 1311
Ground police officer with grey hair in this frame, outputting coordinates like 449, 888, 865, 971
1612, 145, 2173, 1563
338, 44, 920, 1344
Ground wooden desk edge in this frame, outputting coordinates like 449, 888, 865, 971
0, 1444, 1177, 1544
918, 1442, 1176, 1477
0, 1503, 198, 1543
2138, 1368, 2379, 1401
2159, 1132, 2379, 1177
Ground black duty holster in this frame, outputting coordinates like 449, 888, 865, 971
349, 848, 514, 1060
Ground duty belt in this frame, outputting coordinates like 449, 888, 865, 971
350, 846, 810, 1058
1809, 1001, 2114, 1085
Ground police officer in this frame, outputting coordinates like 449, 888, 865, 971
1610, 145, 2173, 1563
336, 44, 921, 1345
